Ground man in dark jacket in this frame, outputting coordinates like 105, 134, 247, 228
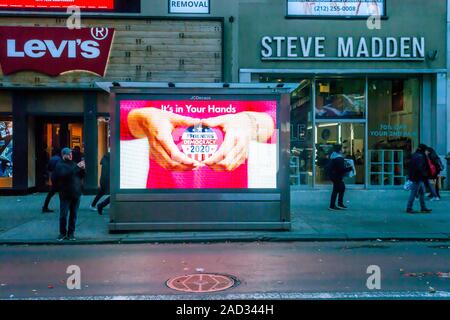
52, 147, 85, 241
406, 144, 432, 214
328, 144, 353, 211
42, 148, 61, 213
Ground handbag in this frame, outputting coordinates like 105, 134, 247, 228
427, 157, 437, 178
404, 180, 413, 191
344, 159, 356, 178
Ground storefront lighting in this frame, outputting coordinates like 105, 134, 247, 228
318, 123, 339, 128
338, 125, 342, 144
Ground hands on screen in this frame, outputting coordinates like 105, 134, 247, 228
128, 108, 274, 172
201, 112, 274, 172
128, 108, 201, 171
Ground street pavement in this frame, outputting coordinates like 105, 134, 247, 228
0, 190, 449, 243
1, 241, 450, 299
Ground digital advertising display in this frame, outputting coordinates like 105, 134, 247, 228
0, 0, 140, 12
119, 99, 278, 190
287, 0, 386, 17
0, 0, 114, 9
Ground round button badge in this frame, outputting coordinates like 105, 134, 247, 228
181, 125, 218, 162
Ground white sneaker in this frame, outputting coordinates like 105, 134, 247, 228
89, 205, 97, 211
430, 197, 440, 201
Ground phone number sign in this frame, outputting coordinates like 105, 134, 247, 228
287, 0, 385, 17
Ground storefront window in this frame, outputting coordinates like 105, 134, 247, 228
257, 75, 314, 187
290, 80, 313, 187
316, 79, 366, 119
68, 123, 84, 153
368, 78, 420, 186
0, 118, 13, 188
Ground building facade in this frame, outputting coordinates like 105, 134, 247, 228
0, 0, 448, 193
237, 0, 448, 189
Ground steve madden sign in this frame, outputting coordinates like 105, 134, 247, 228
0, 26, 115, 76
261, 36, 426, 61
169, 0, 210, 14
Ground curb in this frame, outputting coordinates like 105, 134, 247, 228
1, 232, 450, 245
12, 291, 450, 300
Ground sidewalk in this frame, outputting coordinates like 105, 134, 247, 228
0, 190, 449, 244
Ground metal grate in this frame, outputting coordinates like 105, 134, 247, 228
166, 273, 236, 293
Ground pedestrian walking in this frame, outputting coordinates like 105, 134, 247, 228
426, 147, 443, 201
406, 144, 432, 214
97, 196, 110, 215
52, 147, 85, 241
327, 144, 353, 211
42, 148, 61, 213
90, 152, 110, 212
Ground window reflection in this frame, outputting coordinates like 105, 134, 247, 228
0, 118, 13, 188
316, 79, 365, 119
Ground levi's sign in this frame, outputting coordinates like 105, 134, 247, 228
0, 26, 115, 76
261, 36, 426, 61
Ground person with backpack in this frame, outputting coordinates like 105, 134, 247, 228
327, 144, 353, 211
426, 147, 443, 201
406, 144, 432, 214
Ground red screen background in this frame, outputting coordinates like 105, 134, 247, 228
0, 0, 114, 9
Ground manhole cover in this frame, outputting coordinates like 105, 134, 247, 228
167, 273, 236, 293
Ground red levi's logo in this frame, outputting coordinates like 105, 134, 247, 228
0, 26, 115, 77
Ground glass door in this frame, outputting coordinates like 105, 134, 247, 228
36, 118, 83, 191
315, 122, 366, 185
314, 78, 367, 186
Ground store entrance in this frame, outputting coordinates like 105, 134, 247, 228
315, 122, 365, 185
35, 117, 84, 191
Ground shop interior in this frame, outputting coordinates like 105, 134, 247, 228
258, 74, 420, 188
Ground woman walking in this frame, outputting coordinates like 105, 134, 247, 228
426, 147, 443, 201
328, 144, 353, 211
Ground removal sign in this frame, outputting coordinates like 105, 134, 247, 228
0, 26, 115, 76
169, 0, 209, 14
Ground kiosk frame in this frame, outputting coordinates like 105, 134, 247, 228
98, 83, 294, 232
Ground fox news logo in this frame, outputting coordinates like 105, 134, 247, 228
181, 125, 218, 161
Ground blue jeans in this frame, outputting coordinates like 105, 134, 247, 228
59, 196, 80, 236
424, 179, 439, 198
407, 181, 426, 210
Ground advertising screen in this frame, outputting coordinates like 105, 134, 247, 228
120, 99, 278, 189
287, 0, 385, 17
0, 0, 114, 9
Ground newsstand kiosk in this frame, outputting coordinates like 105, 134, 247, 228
98, 83, 294, 232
